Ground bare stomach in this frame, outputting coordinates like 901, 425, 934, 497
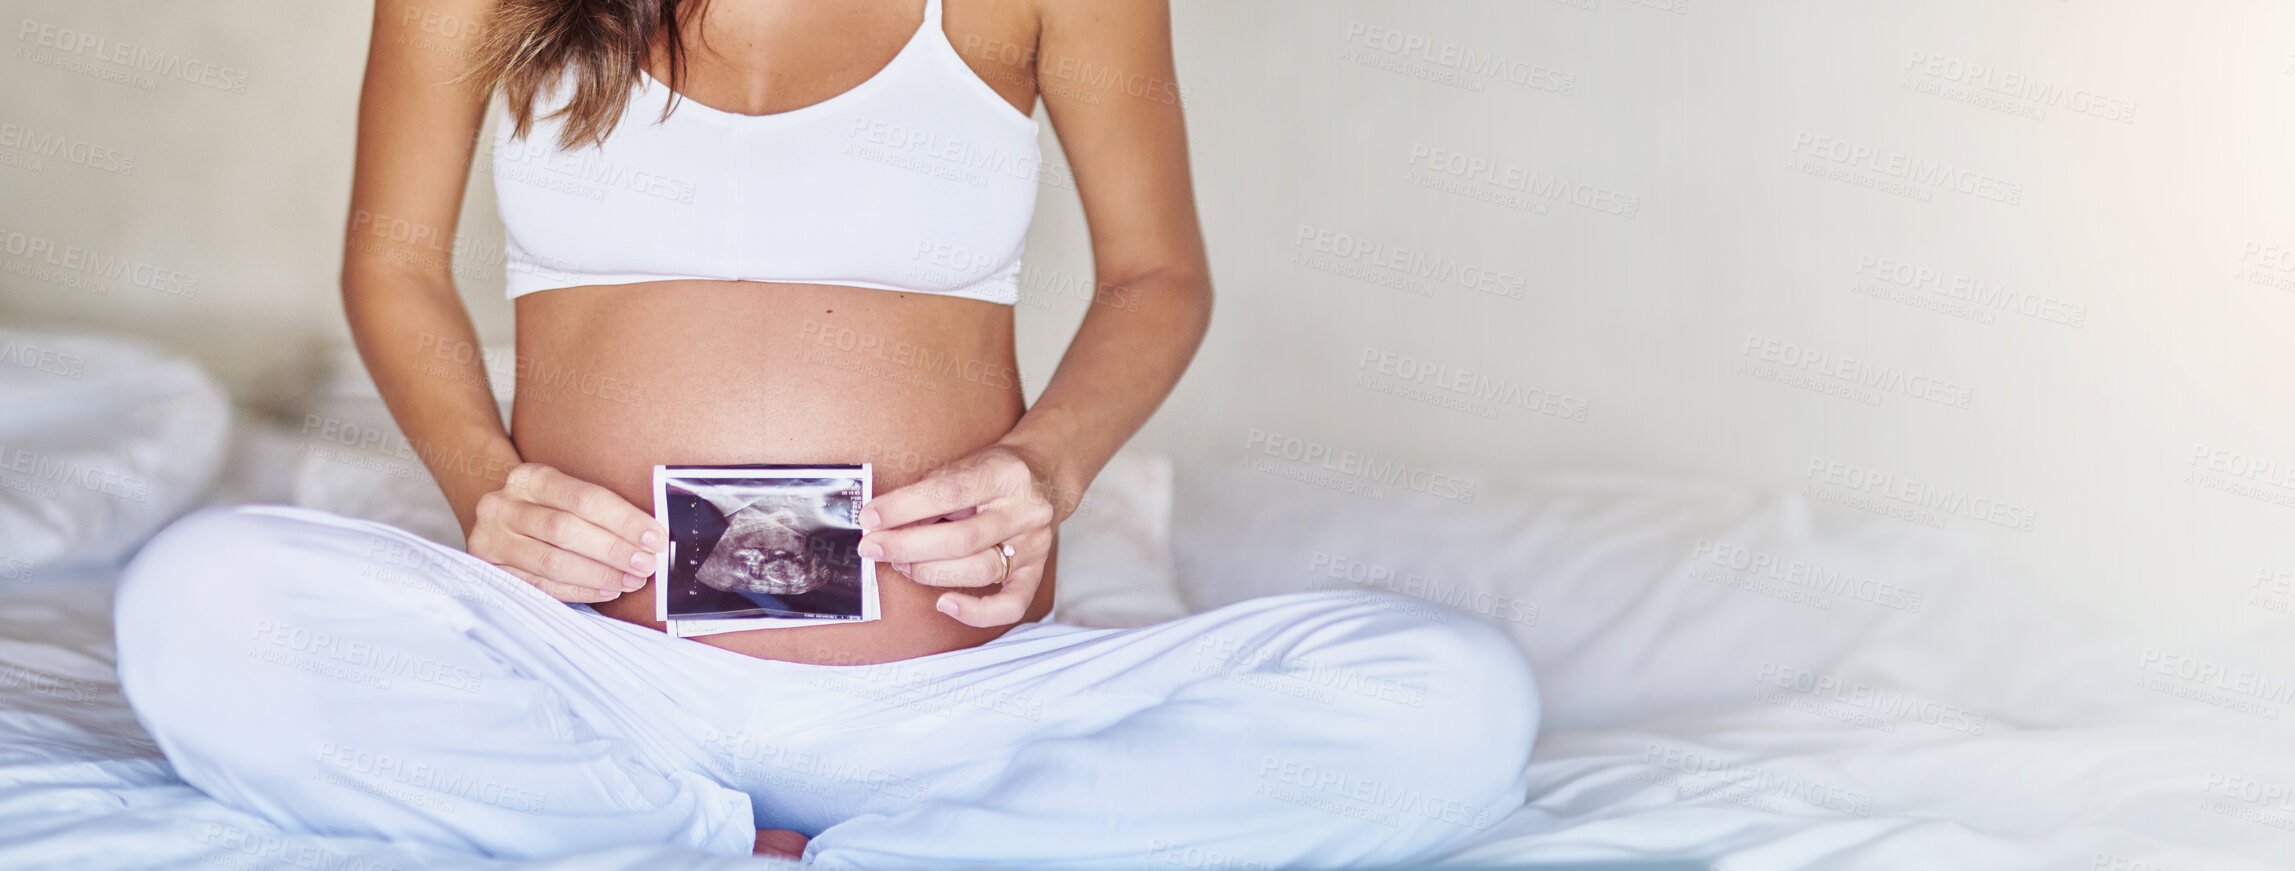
508, 279, 1055, 665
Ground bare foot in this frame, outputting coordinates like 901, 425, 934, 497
754, 829, 810, 860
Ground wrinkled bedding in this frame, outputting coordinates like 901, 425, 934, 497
5, 465, 2287, 869
2, 329, 2288, 869
1172, 465, 2295, 870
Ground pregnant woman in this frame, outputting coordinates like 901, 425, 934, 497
114, 0, 1540, 867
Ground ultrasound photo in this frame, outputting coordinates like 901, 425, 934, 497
651, 464, 879, 636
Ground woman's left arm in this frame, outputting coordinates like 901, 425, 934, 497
858, 0, 1212, 627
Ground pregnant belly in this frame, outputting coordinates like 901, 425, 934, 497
507, 279, 1056, 665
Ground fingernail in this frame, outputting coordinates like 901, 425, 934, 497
622, 573, 645, 592
629, 552, 653, 572
858, 539, 884, 560
858, 506, 879, 529
642, 529, 661, 549
935, 597, 959, 618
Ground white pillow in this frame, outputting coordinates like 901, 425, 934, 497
291, 344, 1187, 628
1045, 451, 1186, 628
291, 405, 474, 549
0, 327, 231, 578
1168, 463, 2078, 733
288, 340, 511, 548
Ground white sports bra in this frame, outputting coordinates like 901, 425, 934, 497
489, 0, 1041, 305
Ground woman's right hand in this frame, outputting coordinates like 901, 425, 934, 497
467, 463, 666, 604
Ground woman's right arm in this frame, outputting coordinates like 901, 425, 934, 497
344, 0, 660, 603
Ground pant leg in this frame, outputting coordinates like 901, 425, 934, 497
113, 505, 762, 860
782, 589, 1541, 870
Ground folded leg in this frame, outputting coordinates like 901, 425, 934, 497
789, 589, 1541, 870
113, 506, 761, 860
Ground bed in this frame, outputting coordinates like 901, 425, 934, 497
2, 327, 2286, 870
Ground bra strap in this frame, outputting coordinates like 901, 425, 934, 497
924, 0, 943, 27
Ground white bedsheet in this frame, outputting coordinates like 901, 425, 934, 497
0, 575, 795, 871
4, 440, 2290, 868
0, 327, 231, 575
1172, 464, 2295, 871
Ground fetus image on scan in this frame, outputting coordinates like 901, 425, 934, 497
661, 476, 866, 620
698, 503, 831, 596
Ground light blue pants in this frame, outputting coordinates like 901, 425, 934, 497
114, 505, 1540, 869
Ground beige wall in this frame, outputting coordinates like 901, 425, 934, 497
4, 0, 2292, 640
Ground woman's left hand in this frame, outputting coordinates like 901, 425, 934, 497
857, 443, 1068, 628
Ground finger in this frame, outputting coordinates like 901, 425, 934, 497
507, 464, 665, 553
895, 547, 1011, 589
861, 460, 1021, 531
500, 563, 620, 604
863, 500, 1047, 564
934, 565, 1039, 628
495, 529, 637, 594
506, 566, 604, 604
897, 525, 1048, 588
501, 499, 659, 580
